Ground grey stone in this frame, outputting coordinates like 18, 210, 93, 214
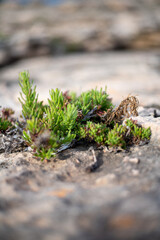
132, 107, 160, 147
123, 157, 140, 164
0, 142, 160, 239
95, 173, 117, 186
0, 51, 160, 113
0, 0, 160, 65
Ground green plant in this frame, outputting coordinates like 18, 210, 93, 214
125, 119, 151, 141
18, 71, 43, 120
78, 121, 109, 145
18, 71, 151, 161
0, 107, 14, 132
0, 117, 12, 132
71, 87, 113, 116
18, 72, 79, 159
106, 123, 126, 148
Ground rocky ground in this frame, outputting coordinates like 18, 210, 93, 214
1, 107, 160, 240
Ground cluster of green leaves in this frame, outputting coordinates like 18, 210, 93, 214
18, 71, 43, 120
78, 121, 109, 145
106, 119, 151, 148
0, 117, 12, 132
18, 71, 151, 161
70, 87, 112, 115
0, 107, 14, 132
125, 119, 151, 141
78, 119, 151, 149
19, 72, 80, 160
106, 123, 127, 148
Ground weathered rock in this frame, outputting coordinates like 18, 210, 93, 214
8, 33, 51, 59
132, 107, 160, 147
0, 127, 27, 153
1, 139, 160, 239
95, 173, 117, 186
0, 51, 159, 112
0, 0, 160, 65
123, 156, 140, 164
0, 48, 9, 67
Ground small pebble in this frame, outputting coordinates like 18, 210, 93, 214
123, 156, 140, 164
132, 169, 139, 176
138, 151, 142, 156
96, 174, 116, 186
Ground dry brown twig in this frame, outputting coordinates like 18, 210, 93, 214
105, 96, 139, 125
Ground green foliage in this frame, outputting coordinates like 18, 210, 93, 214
106, 123, 126, 148
0, 117, 12, 131
35, 148, 55, 161
0, 107, 13, 132
22, 130, 32, 144
18, 75, 78, 160
18, 71, 43, 120
71, 87, 113, 115
78, 121, 109, 145
46, 89, 77, 133
18, 71, 151, 161
26, 117, 43, 135
106, 120, 151, 148
125, 119, 151, 141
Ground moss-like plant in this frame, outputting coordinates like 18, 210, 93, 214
18, 71, 151, 161
78, 121, 109, 145
125, 119, 151, 142
71, 87, 113, 116
0, 117, 12, 132
106, 123, 127, 148
0, 107, 14, 132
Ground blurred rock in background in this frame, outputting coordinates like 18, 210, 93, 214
0, 0, 160, 65
0, 0, 160, 111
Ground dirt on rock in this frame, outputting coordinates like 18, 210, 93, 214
0, 134, 160, 240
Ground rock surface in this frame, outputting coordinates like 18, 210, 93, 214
133, 107, 160, 146
0, 51, 160, 112
0, 0, 160, 65
0, 107, 160, 239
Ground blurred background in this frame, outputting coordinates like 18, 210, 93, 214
0, 0, 160, 112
